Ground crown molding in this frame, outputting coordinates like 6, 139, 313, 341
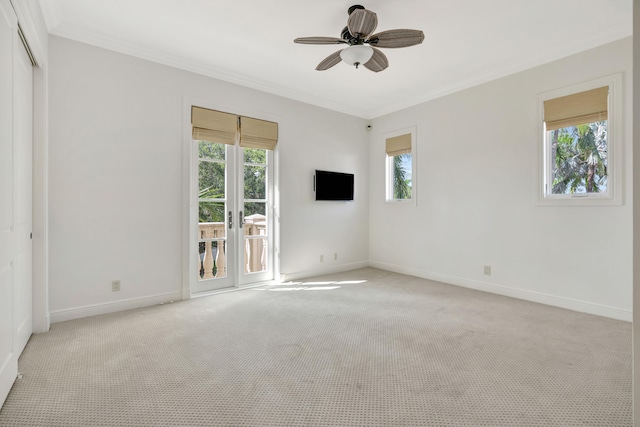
365, 26, 632, 119
48, 15, 630, 121
10, 0, 48, 65
49, 22, 368, 119
37, 0, 60, 32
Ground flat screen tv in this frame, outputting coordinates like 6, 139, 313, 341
314, 170, 354, 201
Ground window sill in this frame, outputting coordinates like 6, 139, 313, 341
536, 194, 622, 207
386, 199, 415, 205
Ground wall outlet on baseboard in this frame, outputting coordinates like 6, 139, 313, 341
483, 266, 492, 276
112, 280, 121, 292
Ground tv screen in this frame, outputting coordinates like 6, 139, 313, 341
314, 170, 354, 201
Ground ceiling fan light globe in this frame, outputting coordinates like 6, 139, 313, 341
340, 45, 374, 67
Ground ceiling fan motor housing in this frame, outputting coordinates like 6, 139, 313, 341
341, 26, 363, 45
347, 5, 365, 15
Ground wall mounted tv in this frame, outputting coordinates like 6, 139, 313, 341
314, 170, 354, 201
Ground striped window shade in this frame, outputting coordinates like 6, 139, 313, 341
544, 86, 608, 131
239, 116, 278, 150
191, 106, 238, 145
385, 133, 411, 156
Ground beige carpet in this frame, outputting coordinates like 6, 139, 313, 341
0, 268, 632, 426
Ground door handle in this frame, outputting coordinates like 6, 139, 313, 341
239, 211, 244, 225
228, 211, 233, 229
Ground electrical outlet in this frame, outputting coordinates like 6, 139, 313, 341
483, 266, 492, 276
112, 280, 121, 292
320, 255, 324, 262
334, 253, 338, 260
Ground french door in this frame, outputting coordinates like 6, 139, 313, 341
192, 138, 274, 293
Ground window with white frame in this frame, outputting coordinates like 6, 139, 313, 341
539, 74, 621, 205
385, 128, 416, 203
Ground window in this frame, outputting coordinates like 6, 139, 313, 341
385, 127, 416, 204
538, 74, 621, 205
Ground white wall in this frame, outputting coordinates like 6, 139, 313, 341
369, 38, 633, 321
47, 33, 632, 323
278, 113, 370, 280
631, 1, 639, 423
48, 36, 369, 320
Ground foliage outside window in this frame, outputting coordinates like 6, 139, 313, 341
198, 143, 268, 222
391, 154, 412, 199
243, 148, 267, 217
198, 141, 226, 223
385, 129, 416, 203
549, 121, 607, 194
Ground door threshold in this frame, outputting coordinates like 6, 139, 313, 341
190, 280, 276, 299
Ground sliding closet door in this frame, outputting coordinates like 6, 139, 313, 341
13, 20, 33, 356
0, 0, 17, 406
0, 0, 34, 407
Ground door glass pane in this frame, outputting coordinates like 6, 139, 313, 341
244, 165, 266, 199
243, 201, 267, 274
244, 148, 266, 164
199, 161, 225, 198
199, 141, 225, 161
244, 202, 266, 223
198, 240, 227, 280
244, 237, 267, 274
198, 141, 228, 283
198, 202, 226, 237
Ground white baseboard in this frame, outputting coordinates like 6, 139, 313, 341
50, 292, 182, 323
369, 261, 632, 322
191, 280, 275, 299
15, 314, 32, 354
48, 262, 631, 323
282, 261, 369, 282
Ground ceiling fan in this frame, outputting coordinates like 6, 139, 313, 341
294, 4, 424, 72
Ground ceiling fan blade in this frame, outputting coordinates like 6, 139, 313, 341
316, 50, 343, 71
347, 9, 378, 38
363, 48, 388, 72
367, 29, 425, 48
294, 37, 347, 45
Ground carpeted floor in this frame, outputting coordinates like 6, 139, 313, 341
0, 268, 632, 426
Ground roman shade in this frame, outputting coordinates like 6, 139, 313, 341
544, 86, 608, 131
191, 106, 238, 145
386, 133, 411, 157
239, 116, 278, 150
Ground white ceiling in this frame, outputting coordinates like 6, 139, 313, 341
38, 0, 632, 119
